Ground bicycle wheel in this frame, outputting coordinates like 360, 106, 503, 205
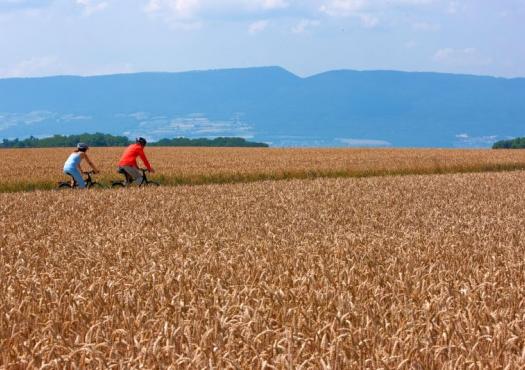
58, 182, 72, 189
143, 181, 160, 187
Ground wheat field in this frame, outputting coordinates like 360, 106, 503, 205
1, 147, 525, 192
1, 170, 525, 368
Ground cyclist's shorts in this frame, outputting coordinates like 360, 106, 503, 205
64, 167, 86, 188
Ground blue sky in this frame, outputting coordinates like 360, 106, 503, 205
1, 0, 524, 78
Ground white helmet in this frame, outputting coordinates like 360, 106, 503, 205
77, 143, 89, 152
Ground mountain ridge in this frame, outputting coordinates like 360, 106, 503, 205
1, 66, 524, 147
2, 66, 524, 81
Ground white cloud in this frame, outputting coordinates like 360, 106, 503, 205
434, 47, 456, 60
58, 114, 91, 122
433, 48, 492, 66
141, 0, 442, 30
318, 0, 434, 28
165, 0, 198, 17
260, 0, 288, 9
144, 0, 204, 29
76, 0, 108, 15
145, 0, 290, 19
319, 0, 367, 16
249, 19, 269, 34
319, 0, 380, 28
292, 19, 320, 34
318, 0, 440, 28
320, 0, 434, 17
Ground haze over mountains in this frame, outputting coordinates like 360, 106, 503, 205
0, 66, 523, 147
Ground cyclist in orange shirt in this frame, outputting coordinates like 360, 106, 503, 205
118, 137, 155, 184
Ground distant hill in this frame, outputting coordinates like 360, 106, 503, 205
0, 133, 268, 148
1, 66, 524, 147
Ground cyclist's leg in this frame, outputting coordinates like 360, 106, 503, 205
62, 170, 74, 187
117, 167, 130, 184
121, 166, 143, 185
66, 167, 86, 188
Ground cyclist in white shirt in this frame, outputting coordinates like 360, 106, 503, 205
63, 143, 99, 188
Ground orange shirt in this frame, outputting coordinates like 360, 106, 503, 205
118, 144, 152, 171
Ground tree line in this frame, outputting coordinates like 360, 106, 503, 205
492, 137, 525, 149
0, 133, 269, 148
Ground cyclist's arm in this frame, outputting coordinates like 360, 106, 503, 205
82, 153, 99, 173
138, 150, 153, 172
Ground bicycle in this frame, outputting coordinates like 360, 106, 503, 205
58, 171, 103, 189
111, 168, 160, 188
